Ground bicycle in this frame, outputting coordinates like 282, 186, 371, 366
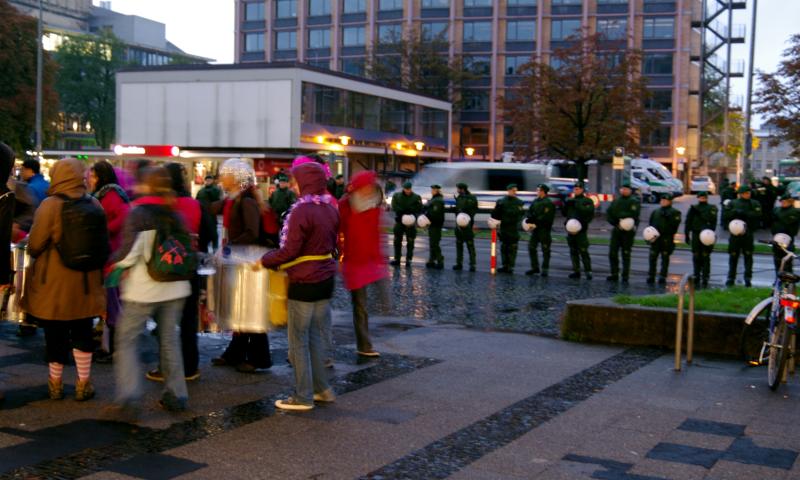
741, 238, 800, 390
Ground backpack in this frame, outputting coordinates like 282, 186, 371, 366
55, 194, 110, 272
146, 209, 197, 282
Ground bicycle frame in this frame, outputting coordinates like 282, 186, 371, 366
755, 247, 798, 365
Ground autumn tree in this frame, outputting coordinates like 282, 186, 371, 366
54, 30, 129, 149
755, 34, 800, 155
502, 32, 659, 179
0, 0, 59, 154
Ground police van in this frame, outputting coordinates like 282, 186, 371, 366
630, 158, 683, 203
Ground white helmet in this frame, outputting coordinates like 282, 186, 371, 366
456, 213, 471, 227
723, 199, 732, 207
619, 217, 635, 232
774, 233, 792, 249
728, 219, 747, 236
487, 217, 502, 229
566, 219, 582, 234
522, 219, 536, 232
401, 214, 416, 227
643, 226, 660, 242
416, 214, 431, 228
700, 229, 717, 246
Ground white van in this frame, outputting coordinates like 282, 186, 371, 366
630, 158, 683, 202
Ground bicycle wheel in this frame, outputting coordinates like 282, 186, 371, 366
740, 309, 770, 365
767, 321, 792, 391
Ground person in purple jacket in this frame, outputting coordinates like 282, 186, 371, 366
257, 161, 339, 411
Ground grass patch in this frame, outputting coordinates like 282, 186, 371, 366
613, 286, 771, 315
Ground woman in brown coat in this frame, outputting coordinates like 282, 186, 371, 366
22, 158, 106, 401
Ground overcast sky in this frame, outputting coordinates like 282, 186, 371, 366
98, 0, 797, 127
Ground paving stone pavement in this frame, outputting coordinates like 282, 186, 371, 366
0, 267, 799, 479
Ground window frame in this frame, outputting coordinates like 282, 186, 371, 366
307, 28, 331, 49
463, 21, 493, 43
506, 19, 536, 42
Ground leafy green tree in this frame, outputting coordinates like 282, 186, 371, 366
755, 34, 800, 156
0, 0, 59, 154
502, 32, 659, 179
54, 30, 128, 149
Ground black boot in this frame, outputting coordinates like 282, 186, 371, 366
569, 272, 580, 279
453, 264, 463, 271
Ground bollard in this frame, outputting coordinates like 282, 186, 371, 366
490, 228, 497, 275
675, 273, 696, 371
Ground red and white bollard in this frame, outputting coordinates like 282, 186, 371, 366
490, 228, 497, 275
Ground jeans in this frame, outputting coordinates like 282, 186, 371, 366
115, 298, 188, 407
180, 275, 200, 376
287, 298, 332, 405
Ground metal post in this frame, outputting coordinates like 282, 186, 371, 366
743, 0, 758, 174
35, 0, 43, 155
675, 276, 686, 371
687, 277, 695, 364
723, 2, 733, 179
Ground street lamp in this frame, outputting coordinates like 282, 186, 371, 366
413, 141, 425, 151
675, 146, 686, 156
339, 135, 351, 146
465, 147, 475, 157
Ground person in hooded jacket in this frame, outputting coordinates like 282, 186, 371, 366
0, 143, 15, 403
259, 161, 339, 411
22, 158, 106, 402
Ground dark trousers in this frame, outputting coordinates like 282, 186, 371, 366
648, 245, 673, 280
567, 231, 592, 273
351, 287, 372, 352
37, 317, 95, 365
690, 234, 713, 282
499, 233, 519, 271
455, 226, 476, 267
428, 226, 443, 265
609, 229, 635, 279
728, 234, 754, 282
221, 332, 272, 368
393, 224, 416, 262
529, 229, 552, 272
180, 275, 200, 376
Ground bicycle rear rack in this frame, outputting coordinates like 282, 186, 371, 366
675, 273, 696, 372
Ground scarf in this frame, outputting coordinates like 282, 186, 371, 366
94, 183, 130, 204
279, 193, 334, 248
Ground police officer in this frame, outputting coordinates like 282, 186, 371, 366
606, 181, 641, 284
525, 184, 555, 277
684, 191, 718, 287
268, 173, 297, 228
771, 193, 800, 273
563, 181, 595, 280
491, 184, 526, 274
647, 193, 682, 284
425, 184, 446, 269
453, 182, 478, 272
758, 176, 778, 229
390, 181, 423, 267
723, 185, 762, 287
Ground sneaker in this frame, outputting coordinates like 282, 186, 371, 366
389, 260, 400, 267
606, 275, 618, 282
453, 264, 463, 271
568, 272, 580, 279
313, 389, 336, 403
75, 379, 95, 402
185, 371, 201, 381
275, 397, 313, 411
357, 350, 381, 357
146, 369, 164, 382
48, 377, 64, 400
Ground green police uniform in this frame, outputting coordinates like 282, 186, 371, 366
425, 189, 446, 269
771, 202, 800, 273
563, 191, 595, 278
647, 202, 682, 283
525, 191, 555, 276
722, 191, 762, 285
684, 196, 718, 286
391, 187, 423, 265
606, 192, 641, 281
720, 184, 737, 226
491, 190, 526, 273
453, 184, 478, 270
269, 186, 297, 228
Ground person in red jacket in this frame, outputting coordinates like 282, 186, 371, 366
338, 171, 388, 357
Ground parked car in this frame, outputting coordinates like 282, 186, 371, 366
690, 176, 716, 194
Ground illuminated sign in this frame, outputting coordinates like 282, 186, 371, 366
113, 145, 180, 157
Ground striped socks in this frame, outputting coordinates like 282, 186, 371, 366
73, 349, 92, 382
48, 362, 63, 381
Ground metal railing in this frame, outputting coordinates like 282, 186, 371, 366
675, 273, 696, 371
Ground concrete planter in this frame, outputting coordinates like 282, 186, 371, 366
561, 297, 746, 356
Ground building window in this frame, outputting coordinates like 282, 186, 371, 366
422, 0, 449, 7
423, 108, 448, 140
505, 55, 530, 75
551, 19, 581, 41
463, 90, 490, 111
508, 0, 536, 5
464, 0, 492, 6
307, 59, 330, 69
645, 90, 672, 111
643, 125, 671, 146
552, 0, 581, 4
245, 2, 265, 21
276, 0, 297, 18
276, 30, 296, 50
378, 23, 402, 42
244, 32, 265, 52
643, 17, 675, 39
308, 28, 331, 48
463, 21, 492, 42
506, 20, 536, 42
379, 0, 403, 11
341, 57, 366, 76
643, 53, 673, 74
308, 0, 331, 16
342, 26, 365, 46
342, 0, 366, 13
598, 0, 627, 3
381, 99, 414, 135
422, 21, 448, 41
463, 55, 492, 76
463, 126, 489, 145
596, 18, 627, 40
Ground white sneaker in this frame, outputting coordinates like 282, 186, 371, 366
275, 397, 313, 411
313, 389, 336, 403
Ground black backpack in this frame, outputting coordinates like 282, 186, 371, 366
55, 194, 110, 272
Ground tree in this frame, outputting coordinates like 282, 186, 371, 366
0, 0, 59, 154
502, 33, 659, 179
755, 34, 800, 156
54, 30, 128, 149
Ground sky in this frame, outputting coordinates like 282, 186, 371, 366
97, 0, 798, 127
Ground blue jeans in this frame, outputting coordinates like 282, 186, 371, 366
115, 298, 188, 407
287, 299, 332, 405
